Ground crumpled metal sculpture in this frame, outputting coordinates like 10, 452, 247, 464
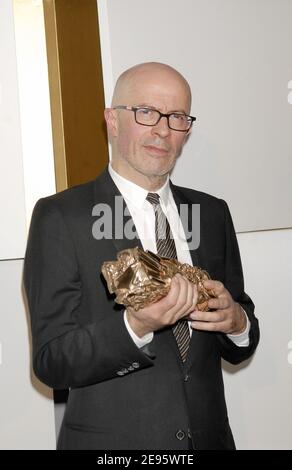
101, 247, 216, 311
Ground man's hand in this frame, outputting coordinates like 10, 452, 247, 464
189, 279, 247, 335
126, 273, 198, 338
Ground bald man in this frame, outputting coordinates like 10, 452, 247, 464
24, 62, 259, 450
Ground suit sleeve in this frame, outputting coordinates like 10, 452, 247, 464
216, 199, 260, 364
23, 198, 154, 390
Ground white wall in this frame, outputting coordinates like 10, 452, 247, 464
13, 0, 56, 225
0, 0, 27, 260
97, 0, 292, 233
97, 0, 292, 450
0, 259, 55, 449
224, 229, 292, 450
0, 0, 56, 449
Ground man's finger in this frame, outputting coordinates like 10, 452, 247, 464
190, 321, 223, 332
203, 279, 225, 296
207, 297, 229, 310
189, 310, 224, 323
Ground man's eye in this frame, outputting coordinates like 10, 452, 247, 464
140, 108, 153, 115
172, 113, 187, 121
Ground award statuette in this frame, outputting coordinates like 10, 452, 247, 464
101, 247, 216, 311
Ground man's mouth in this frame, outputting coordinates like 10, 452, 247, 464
143, 145, 169, 156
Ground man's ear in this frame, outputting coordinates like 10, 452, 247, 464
104, 108, 118, 137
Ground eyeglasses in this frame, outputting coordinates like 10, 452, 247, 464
113, 105, 196, 132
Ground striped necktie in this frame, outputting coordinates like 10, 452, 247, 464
146, 192, 190, 362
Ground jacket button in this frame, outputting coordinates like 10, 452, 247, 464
132, 362, 140, 369
184, 374, 190, 382
175, 430, 186, 441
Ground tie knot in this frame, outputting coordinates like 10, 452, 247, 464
146, 192, 160, 207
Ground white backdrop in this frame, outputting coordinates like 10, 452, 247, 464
0, 0, 27, 260
98, 0, 292, 233
97, 0, 292, 449
0, 0, 56, 449
225, 229, 292, 449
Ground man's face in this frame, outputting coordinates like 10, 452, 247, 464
108, 70, 191, 184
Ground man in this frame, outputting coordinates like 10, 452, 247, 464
24, 62, 259, 450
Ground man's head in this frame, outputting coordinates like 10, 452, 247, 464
104, 62, 193, 190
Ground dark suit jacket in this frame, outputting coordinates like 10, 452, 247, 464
24, 168, 259, 450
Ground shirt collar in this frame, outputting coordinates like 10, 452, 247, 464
108, 163, 170, 209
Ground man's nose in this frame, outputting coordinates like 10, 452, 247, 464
151, 116, 170, 138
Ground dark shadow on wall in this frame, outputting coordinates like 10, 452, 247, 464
222, 356, 254, 374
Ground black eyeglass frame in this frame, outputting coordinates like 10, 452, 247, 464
113, 105, 196, 132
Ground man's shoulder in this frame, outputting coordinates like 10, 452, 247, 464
32, 178, 96, 220
171, 182, 225, 208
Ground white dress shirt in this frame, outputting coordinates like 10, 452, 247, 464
108, 163, 250, 348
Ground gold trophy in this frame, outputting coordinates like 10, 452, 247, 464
102, 247, 216, 311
